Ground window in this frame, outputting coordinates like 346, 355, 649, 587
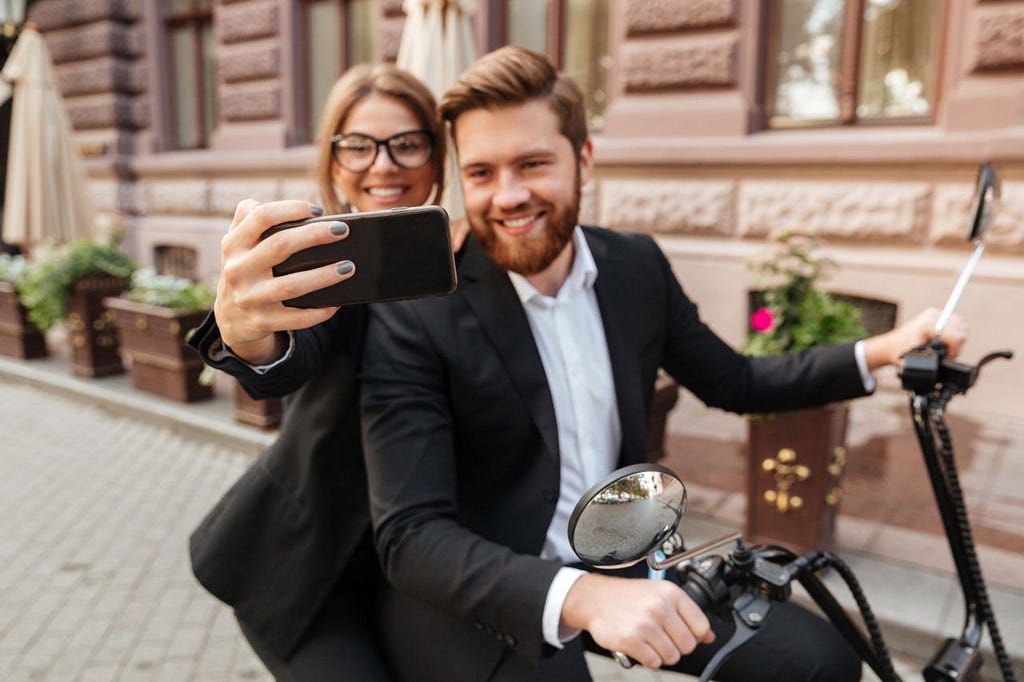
164, 0, 217, 149
497, 0, 609, 129
300, 0, 376, 142
153, 245, 199, 281
766, 0, 941, 127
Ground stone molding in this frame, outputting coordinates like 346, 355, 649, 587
57, 58, 145, 97
141, 180, 211, 216
219, 47, 280, 84
599, 180, 735, 235
622, 38, 737, 91
973, 7, 1024, 71
209, 179, 283, 217
218, 1, 279, 45
932, 183, 1024, 250
29, 0, 137, 32
220, 88, 282, 122
625, 0, 736, 35
737, 182, 932, 241
67, 94, 145, 130
45, 22, 143, 64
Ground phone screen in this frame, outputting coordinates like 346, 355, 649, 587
265, 206, 456, 308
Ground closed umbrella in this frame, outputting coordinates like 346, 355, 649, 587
397, 0, 476, 225
0, 24, 94, 251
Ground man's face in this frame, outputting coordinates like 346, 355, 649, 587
454, 100, 592, 275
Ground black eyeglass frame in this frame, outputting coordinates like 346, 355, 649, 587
330, 130, 435, 172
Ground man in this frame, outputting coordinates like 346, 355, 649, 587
360, 46, 966, 682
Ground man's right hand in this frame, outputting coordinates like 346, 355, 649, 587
562, 573, 715, 669
215, 199, 356, 365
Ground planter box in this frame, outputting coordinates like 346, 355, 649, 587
104, 296, 213, 403
68, 275, 127, 377
645, 372, 680, 462
0, 281, 47, 359
234, 380, 282, 429
746, 403, 849, 553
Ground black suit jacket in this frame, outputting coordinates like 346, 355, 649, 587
359, 227, 869, 682
187, 305, 370, 659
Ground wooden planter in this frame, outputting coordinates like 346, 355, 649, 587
746, 403, 849, 553
104, 297, 213, 402
68, 275, 128, 377
645, 372, 680, 462
234, 380, 282, 429
0, 281, 47, 359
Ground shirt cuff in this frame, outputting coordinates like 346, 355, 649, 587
854, 340, 876, 393
208, 331, 296, 374
542, 566, 587, 648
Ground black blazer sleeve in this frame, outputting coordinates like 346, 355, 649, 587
360, 299, 561, 665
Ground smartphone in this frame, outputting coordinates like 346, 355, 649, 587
260, 205, 457, 308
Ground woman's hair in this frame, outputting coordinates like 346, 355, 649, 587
314, 63, 445, 213
438, 45, 587, 157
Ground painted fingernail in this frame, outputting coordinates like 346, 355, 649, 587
329, 221, 349, 236
336, 260, 354, 275
310, 204, 324, 216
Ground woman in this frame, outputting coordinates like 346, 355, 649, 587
187, 64, 454, 681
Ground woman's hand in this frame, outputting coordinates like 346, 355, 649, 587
214, 199, 355, 365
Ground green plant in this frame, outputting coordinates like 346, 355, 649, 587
18, 238, 137, 332
0, 253, 28, 284
743, 232, 867, 356
124, 268, 215, 312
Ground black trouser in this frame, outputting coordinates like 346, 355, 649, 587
580, 562, 862, 682
239, 535, 394, 682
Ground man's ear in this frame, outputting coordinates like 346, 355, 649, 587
578, 139, 594, 185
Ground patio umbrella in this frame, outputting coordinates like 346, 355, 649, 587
397, 0, 477, 225
0, 24, 94, 251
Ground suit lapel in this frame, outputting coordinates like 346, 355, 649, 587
459, 238, 561, 462
586, 229, 646, 466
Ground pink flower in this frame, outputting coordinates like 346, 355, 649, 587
751, 307, 774, 333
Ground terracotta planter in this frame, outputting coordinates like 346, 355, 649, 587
746, 403, 849, 553
104, 296, 213, 402
234, 380, 282, 429
0, 281, 47, 359
67, 275, 128, 377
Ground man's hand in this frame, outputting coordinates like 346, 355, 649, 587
215, 199, 355, 364
863, 307, 969, 371
562, 573, 715, 669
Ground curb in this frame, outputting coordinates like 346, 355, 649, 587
0, 354, 275, 455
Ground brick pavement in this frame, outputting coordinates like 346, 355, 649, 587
0, 380, 271, 682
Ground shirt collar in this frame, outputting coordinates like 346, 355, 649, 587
507, 226, 596, 305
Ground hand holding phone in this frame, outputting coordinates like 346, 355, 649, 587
260, 205, 457, 308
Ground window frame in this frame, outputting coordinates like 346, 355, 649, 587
162, 0, 216, 150
762, 0, 947, 130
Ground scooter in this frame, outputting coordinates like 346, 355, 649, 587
567, 162, 1016, 682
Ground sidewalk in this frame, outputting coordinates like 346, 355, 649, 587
0, 353, 1021, 681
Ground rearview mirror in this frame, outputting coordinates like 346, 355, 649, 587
567, 463, 687, 569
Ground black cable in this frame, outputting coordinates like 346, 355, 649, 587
931, 394, 1018, 682
822, 553, 902, 682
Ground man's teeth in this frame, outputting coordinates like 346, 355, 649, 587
502, 216, 533, 229
368, 187, 402, 197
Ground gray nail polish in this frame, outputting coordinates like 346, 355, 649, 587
329, 221, 349, 236
310, 204, 324, 216
336, 261, 354, 275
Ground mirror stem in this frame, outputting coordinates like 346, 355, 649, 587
648, 531, 743, 571
934, 240, 985, 338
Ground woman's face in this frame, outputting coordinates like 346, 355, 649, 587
331, 94, 437, 212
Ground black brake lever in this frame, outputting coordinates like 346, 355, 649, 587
698, 592, 772, 682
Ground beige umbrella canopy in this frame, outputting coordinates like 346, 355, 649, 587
0, 25, 94, 251
397, 0, 477, 225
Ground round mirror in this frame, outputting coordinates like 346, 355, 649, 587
567, 463, 687, 569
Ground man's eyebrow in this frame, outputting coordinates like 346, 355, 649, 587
460, 148, 558, 169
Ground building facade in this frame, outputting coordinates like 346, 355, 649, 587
27, 0, 1024, 419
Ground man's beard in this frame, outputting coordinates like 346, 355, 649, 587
471, 177, 580, 276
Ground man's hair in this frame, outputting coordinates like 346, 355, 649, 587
314, 63, 445, 212
439, 46, 588, 156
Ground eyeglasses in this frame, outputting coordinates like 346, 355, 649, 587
330, 130, 434, 172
